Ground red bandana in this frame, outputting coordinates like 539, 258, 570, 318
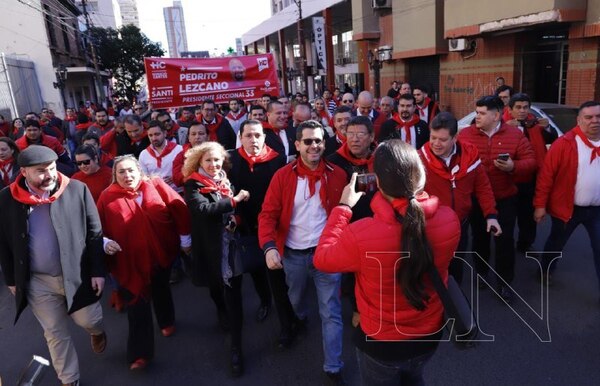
187, 171, 233, 197
10, 173, 70, 205
0, 158, 14, 186
574, 126, 600, 164
262, 121, 281, 135
419, 140, 481, 185
296, 158, 328, 207
335, 142, 373, 168
200, 114, 223, 142
131, 130, 148, 145
416, 97, 431, 118
392, 114, 421, 145
237, 145, 279, 172
105, 180, 142, 198
75, 122, 92, 131
226, 110, 246, 121
146, 141, 178, 168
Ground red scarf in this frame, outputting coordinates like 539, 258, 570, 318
391, 192, 429, 217
420, 140, 481, 186
574, 125, 600, 164
75, 122, 92, 131
10, 173, 70, 205
0, 158, 14, 186
335, 142, 373, 168
200, 114, 223, 141
105, 180, 142, 198
416, 97, 431, 118
237, 145, 279, 172
392, 114, 420, 145
317, 109, 330, 120
145, 141, 178, 168
226, 110, 246, 121
187, 171, 233, 197
262, 121, 281, 135
296, 158, 328, 206
130, 130, 148, 145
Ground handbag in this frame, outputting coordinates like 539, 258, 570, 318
428, 265, 478, 349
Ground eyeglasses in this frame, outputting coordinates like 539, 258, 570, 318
301, 138, 323, 146
346, 132, 369, 139
342, 99, 354, 103
76, 159, 92, 166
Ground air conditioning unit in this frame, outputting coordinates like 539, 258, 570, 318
448, 38, 473, 52
372, 0, 392, 9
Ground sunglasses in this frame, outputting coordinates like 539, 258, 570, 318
76, 159, 92, 166
342, 100, 354, 103
301, 138, 323, 146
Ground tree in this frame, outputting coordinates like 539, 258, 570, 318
89, 25, 164, 101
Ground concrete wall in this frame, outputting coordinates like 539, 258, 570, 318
445, 0, 586, 32
351, 0, 380, 39
0, 0, 64, 117
392, 0, 439, 55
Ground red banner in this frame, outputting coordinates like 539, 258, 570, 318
144, 54, 280, 109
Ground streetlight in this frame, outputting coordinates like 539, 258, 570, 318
53, 64, 68, 111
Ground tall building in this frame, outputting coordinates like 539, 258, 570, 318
163, 1, 188, 58
117, 0, 139, 27
76, 0, 121, 29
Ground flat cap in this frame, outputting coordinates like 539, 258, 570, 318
18, 145, 58, 167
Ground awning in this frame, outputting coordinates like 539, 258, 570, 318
242, 0, 345, 45
65, 66, 111, 77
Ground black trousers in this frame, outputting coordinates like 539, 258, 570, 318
266, 268, 297, 333
516, 179, 537, 248
224, 275, 244, 348
249, 267, 272, 307
449, 219, 470, 284
121, 265, 174, 363
470, 196, 518, 284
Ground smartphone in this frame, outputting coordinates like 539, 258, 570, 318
355, 173, 377, 193
497, 153, 510, 161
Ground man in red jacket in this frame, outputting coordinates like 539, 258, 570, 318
258, 120, 347, 384
419, 112, 501, 283
534, 101, 600, 287
504, 93, 558, 253
458, 95, 537, 302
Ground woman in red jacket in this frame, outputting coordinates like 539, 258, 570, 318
314, 140, 460, 385
97, 155, 191, 370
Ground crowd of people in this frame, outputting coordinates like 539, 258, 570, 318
0, 82, 599, 386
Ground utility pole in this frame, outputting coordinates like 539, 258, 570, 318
294, 0, 308, 93
81, 0, 105, 104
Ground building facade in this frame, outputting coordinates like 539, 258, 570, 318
244, 0, 600, 116
117, 0, 139, 27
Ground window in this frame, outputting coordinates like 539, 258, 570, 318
43, 5, 57, 47
293, 44, 300, 58
60, 15, 70, 52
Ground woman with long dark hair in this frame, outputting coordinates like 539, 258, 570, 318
314, 139, 461, 385
0, 137, 20, 189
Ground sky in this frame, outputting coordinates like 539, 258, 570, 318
137, 0, 272, 57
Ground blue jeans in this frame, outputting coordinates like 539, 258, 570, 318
283, 247, 343, 373
356, 347, 434, 386
543, 206, 600, 288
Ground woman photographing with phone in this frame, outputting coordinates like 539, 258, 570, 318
314, 140, 461, 385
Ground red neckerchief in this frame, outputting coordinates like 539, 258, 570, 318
64, 115, 76, 122
295, 158, 328, 206
262, 121, 281, 135
10, 172, 70, 205
416, 97, 431, 118
145, 141, 177, 168
187, 171, 233, 197
226, 110, 246, 121
391, 192, 429, 217
392, 114, 420, 144
130, 130, 148, 145
335, 142, 373, 168
200, 114, 223, 141
105, 180, 142, 198
237, 145, 279, 172
420, 140, 481, 185
336, 132, 346, 143
317, 109, 330, 120
573, 125, 600, 164
75, 122, 91, 131
0, 157, 14, 186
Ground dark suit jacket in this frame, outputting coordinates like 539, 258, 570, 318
378, 118, 430, 150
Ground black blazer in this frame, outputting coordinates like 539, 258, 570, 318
378, 118, 430, 149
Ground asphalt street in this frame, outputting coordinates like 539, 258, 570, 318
1, 218, 599, 386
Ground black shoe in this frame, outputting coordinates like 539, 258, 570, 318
498, 285, 514, 304
256, 303, 270, 323
277, 329, 294, 350
230, 347, 244, 377
169, 267, 183, 284
218, 309, 230, 332
324, 370, 346, 386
